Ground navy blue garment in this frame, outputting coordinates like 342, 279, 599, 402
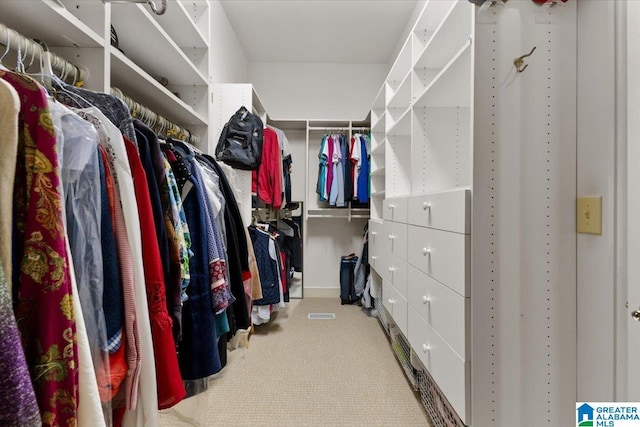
134, 127, 171, 307
177, 157, 221, 382
98, 151, 123, 343
283, 154, 292, 207
357, 135, 370, 203
249, 226, 281, 305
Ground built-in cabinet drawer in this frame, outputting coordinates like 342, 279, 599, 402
408, 306, 468, 424
389, 286, 408, 336
382, 280, 408, 337
407, 225, 470, 297
369, 220, 384, 275
408, 265, 468, 360
384, 254, 408, 299
383, 197, 408, 223
384, 221, 408, 260
407, 189, 470, 234
382, 277, 394, 315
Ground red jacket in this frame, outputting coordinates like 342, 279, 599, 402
252, 127, 282, 209
124, 138, 186, 410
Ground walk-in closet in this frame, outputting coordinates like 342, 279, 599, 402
0, 1, 638, 426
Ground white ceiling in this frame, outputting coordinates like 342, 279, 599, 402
220, 0, 419, 64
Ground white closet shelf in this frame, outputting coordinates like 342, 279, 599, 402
411, 0, 456, 59
387, 107, 412, 136
371, 85, 386, 117
372, 112, 386, 134
414, 0, 472, 70
371, 166, 386, 177
111, 48, 207, 126
372, 141, 386, 155
372, 190, 386, 197
267, 119, 307, 130
387, 37, 412, 86
111, 3, 207, 86
387, 70, 412, 110
1, 0, 104, 48
413, 42, 472, 109
149, 0, 209, 48
253, 88, 266, 117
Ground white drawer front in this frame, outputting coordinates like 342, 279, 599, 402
382, 278, 395, 315
369, 220, 385, 255
370, 240, 381, 275
388, 255, 408, 299
408, 189, 470, 234
376, 249, 390, 283
407, 225, 470, 297
385, 221, 408, 261
408, 265, 468, 360
391, 287, 408, 337
383, 197, 408, 223
408, 307, 468, 423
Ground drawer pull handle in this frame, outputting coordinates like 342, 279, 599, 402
388, 267, 395, 272
372, 231, 378, 236
422, 247, 431, 256
422, 202, 431, 211
388, 234, 395, 240
389, 204, 395, 209
388, 299, 395, 304
371, 256, 377, 260
422, 344, 430, 353
422, 296, 430, 304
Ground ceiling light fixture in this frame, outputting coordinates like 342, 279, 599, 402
103, 0, 167, 15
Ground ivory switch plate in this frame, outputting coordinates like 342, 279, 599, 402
577, 196, 602, 235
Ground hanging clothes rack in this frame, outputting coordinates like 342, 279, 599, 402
110, 87, 200, 145
0, 23, 86, 84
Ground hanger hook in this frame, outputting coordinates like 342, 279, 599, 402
145, 0, 167, 15
514, 46, 536, 73
0, 26, 11, 65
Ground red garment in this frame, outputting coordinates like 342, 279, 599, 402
1, 71, 79, 427
124, 138, 186, 410
100, 146, 141, 410
251, 128, 283, 209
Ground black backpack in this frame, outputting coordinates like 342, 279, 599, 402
215, 106, 264, 170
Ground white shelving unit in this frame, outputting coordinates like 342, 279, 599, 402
370, 1, 578, 426
1, 0, 212, 149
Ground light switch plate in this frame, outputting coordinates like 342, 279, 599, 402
577, 196, 602, 235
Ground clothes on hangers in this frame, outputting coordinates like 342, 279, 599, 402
1, 54, 292, 427
316, 132, 370, 205
2, 69, 79, 427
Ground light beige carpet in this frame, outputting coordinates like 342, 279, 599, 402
159, 298, 432, 426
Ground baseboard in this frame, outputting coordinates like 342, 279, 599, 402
303, 287, 339, 298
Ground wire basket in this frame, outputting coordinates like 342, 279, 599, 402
415, 368, 466, 427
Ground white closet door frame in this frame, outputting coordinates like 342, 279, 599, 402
623, 0, 640, 402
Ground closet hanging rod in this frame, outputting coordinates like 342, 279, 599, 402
0, 23, 86, 84
110, 87, 200, 145
308, 126, 353, 131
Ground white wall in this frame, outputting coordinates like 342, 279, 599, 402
210, 0, 248, 83
248, 62, 387, 120
576, 0, 617, 401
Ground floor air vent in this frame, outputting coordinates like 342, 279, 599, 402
308, 313, 336, 320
